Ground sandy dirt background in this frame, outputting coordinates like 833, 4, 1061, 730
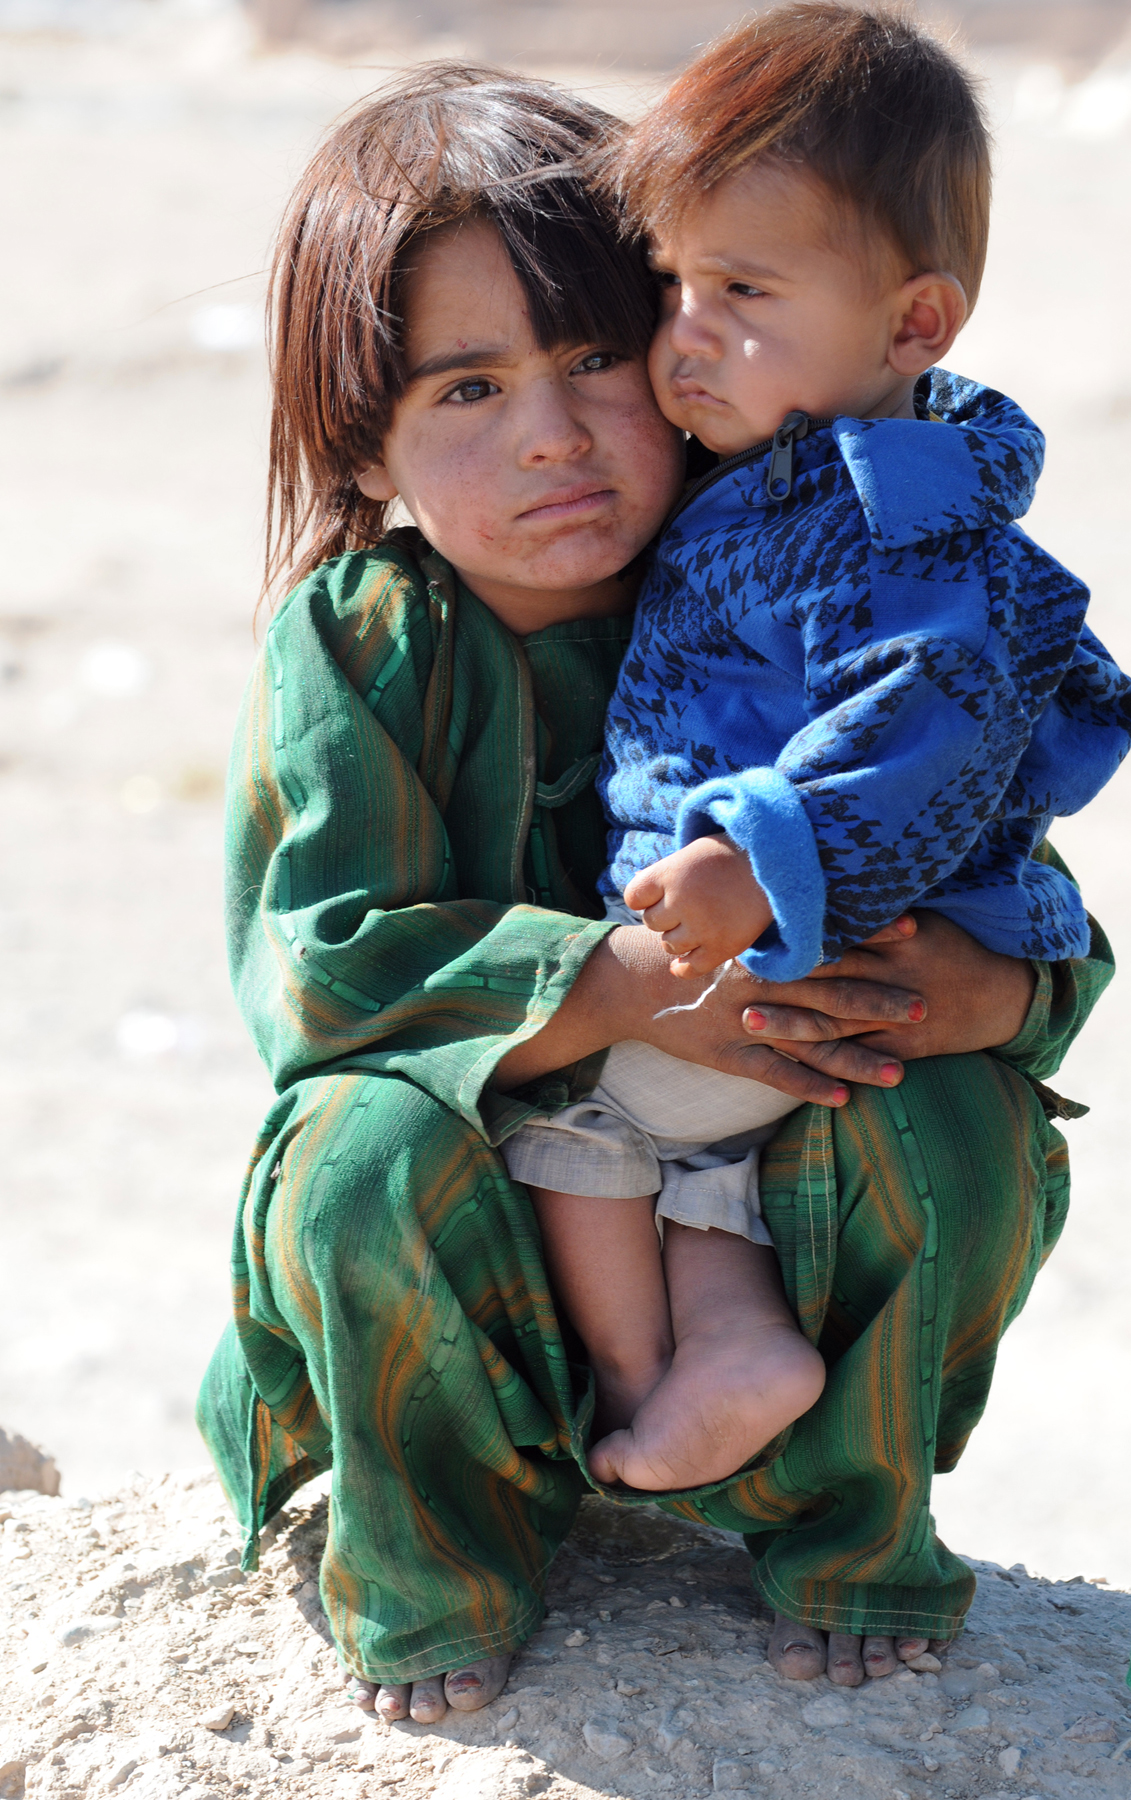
1, 0, 1129, 1596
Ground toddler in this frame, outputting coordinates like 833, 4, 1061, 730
504, 3, 1131, 1491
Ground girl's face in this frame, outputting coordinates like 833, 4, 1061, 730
356, 220, 683, 635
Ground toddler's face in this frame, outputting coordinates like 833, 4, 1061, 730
648, 163, 917, 455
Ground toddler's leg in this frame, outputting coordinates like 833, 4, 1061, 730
528, 1189, 672, 1437
588, 1223, 826, 1491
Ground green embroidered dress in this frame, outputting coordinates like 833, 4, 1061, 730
198, 532, 1113, 1680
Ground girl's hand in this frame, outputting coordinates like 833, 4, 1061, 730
493, 918, 927, 1107
623, 835, 772, 975
797, 909, 1036, 1058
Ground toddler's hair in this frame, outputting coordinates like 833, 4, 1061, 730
618, 2, 990, 306
266, 62, 654, 599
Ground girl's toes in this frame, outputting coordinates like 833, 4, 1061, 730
348, 1678, 379, 1711
895, 1636, 931, 1663
929, 1638, 952, 1659
408, 1676, 447, 1722
374, 1682, 410, 1720
826, 1632, 866, 1687
444, 1655, 512, 1713
767, 1614, 826, 1681
862, 1635, 899, 1679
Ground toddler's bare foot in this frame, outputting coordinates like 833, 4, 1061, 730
591, 1355, 670, 1440
588, 1318, 825, 1490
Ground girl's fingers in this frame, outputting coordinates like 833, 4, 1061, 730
721, 1044, 851, 1106
784, 1036, 904, 1088
760, 976, 926, 1025
744, 997, 918, 1040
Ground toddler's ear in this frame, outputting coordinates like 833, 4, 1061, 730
355, 459, 398, 502
887, 273, 967, 377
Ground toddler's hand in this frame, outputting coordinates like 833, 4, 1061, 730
623, 834, 773, 976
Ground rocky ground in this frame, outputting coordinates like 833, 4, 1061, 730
2, 1473, 1130, 1800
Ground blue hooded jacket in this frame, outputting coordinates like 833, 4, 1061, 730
600, 371, 1131, 980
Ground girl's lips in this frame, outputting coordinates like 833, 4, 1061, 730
518, 485, 616, 522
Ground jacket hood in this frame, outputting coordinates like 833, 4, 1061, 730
831, 370, 1045, 550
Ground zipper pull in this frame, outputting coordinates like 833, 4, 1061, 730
766, 411, 809, 501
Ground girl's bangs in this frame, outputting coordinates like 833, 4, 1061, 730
490, 190, 657, 357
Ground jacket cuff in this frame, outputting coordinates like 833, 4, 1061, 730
676, 768, 826, 980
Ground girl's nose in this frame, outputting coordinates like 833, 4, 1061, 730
516, 379, 593, 464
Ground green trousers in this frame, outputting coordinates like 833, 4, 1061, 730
198, 1050, 1065, 1682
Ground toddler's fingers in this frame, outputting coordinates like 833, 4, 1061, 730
659, 924, 702, 959
669, 947, 719, 977
623, 868, 664, 911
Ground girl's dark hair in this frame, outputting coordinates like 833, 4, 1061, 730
619, 4, 991, 306
266, 62, 656, 599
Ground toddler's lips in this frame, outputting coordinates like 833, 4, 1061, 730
518, 485, 616, 522
668, 379, 729, 410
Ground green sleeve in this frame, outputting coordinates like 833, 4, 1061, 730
225, 548, 611, 1139
992, 841, 1115, 1090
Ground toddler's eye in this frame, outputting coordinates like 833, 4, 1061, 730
444, 376, 500, 404
654, 270, 680, 289
728, 281, 766, 300
572, 350, 619, 375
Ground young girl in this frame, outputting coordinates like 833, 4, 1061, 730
198, 61, 1109, 1718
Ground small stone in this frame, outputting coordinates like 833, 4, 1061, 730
57, 1618, 119, 1647
563, 1630, 589, 1648
495, 1708, 518, 1733
712, 1756, 749, 1790
905, 1653, 942, 1673
106, 1758, 139, 1790
233, 1641, 261, 1655
997, 1745, 1023, 1775
923, 1757, 940, 1771
802, 1695, 853, 1728
668, 1597, 686, 1608
203, 1567, 243, 1589
1063, 1714, 1117, 1742
956, 1705, 991, 1732
582, 1718, 633, 1759
198, 1704, 236, 1731
616, 1680, 644, 1696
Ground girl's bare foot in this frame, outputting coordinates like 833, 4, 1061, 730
767, 1614, 826, 1679
827, 1631, 866, 1686
348, 1657, 510, 1722
588, 1317, 825, 1490
768, 1617, 953, 1683
444, 1655, 513, 1712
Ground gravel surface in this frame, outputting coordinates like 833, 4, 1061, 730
2, 1473, 1130, 1800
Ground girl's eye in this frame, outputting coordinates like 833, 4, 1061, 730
654, 271, 680, 289
443, 376, 500, 404
728, 281, 766, 300
572, 350, 618, 376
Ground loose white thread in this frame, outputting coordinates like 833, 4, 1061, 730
653, 959, 736, 1018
